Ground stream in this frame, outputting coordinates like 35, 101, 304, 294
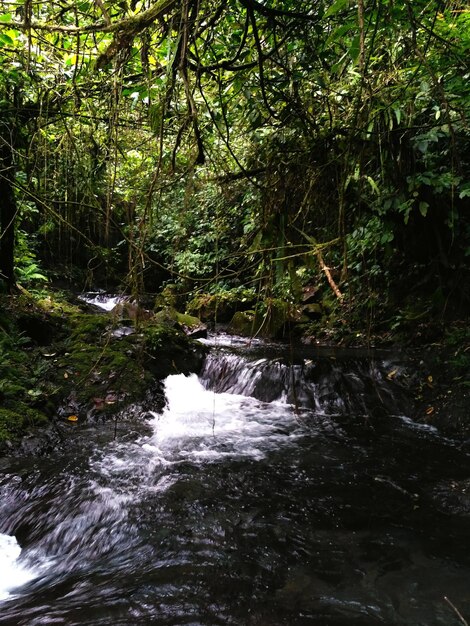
1, 336, 469, 625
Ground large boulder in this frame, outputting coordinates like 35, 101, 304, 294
186, 288, 257, 323
153, 306, 207, 338
227, 299, 305, 339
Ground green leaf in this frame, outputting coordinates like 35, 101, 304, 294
0, 33, 13, 46
380, 231, 394, 244
393, 107, 402, 125
419, 201, 429, 217
326, 22, 355, 44
459, 184, 470, 199
324, 0, 349, 19
0, 13, 12, 23
349, 35, 360, 61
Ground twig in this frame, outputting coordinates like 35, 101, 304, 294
316, 247, 343, 301
444, 596, 469, 626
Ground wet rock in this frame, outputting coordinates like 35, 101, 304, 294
143, 323, 207, 377
302, 284, 321, 304
185, 324, 207, 339
302, 302, 323, 318
154, 306, 207, 338
17, 423, 65, 456
0, 405, 50, 454
227, 310, 255, 337
110, 301, 153, 322
431, 479, 470, 516
111, 325, 135, 338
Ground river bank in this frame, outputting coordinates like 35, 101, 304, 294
0, 287, 468, 454
0, 289, 207, 454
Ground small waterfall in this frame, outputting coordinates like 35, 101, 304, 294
78, 292, 127, 311
200, 349, 409, 417
144, 373, 305, 463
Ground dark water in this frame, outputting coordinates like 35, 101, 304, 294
1, 341, 469, 625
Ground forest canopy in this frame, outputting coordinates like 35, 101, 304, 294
0, 0, 469, 333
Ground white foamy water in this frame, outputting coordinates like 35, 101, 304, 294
197, 333, 267, 347
78, 293, 126, 311
0, 534, 36, 600
144, 373, 304, 463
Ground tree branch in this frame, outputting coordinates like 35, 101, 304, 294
1, 0, 178, 35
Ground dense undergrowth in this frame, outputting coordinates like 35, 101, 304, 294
0, 289, 206, 451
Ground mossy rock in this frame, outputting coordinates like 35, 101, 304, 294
176, 311, 203, 330
302, 303, 322, 318
0, 404, 49, 445
154, 306, 206, 336
142, 323, 207, 377
227, 299, 302, 338
154, 284, 185, 311
187, 288, 257, 323
0, 294, 206, 439
176, 311, 207, 338
55, 313, 207, 418
2, 289, 81, 346
58, 329, 150, 415
227, 310, 256, 337
68, 313, 110, 344
154, 306, 179, 326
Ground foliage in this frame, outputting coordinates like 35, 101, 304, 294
187, 286, 257, 322
0, 305, 56, 444
0, 0, 468, 334
444, 323, 470, 378
14, 229, 48, 286
0, 405, 48, 444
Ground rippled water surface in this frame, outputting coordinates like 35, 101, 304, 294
0, 344, 469, 625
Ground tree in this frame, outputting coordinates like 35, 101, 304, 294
0, 0, 468, 316
0, 101, 17, 288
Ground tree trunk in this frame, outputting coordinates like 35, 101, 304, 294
0, 144, 17, 290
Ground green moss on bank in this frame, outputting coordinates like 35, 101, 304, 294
0, 404, 49, 444
0, 291, 207, 449
187, 288, 256, 322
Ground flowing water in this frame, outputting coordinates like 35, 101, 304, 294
0, 339, 469, 625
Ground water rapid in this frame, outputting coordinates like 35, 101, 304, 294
0, 341, 469, 625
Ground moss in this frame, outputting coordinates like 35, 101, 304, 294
227, 310, 256, 336
187, 288, 257, 322
154, 284, 181, 309
153, 306, 180, 327
36, 295, 82, 316
1, 291, 80, 346
153, 306, 203, 332
143, 322, 207, 377
0, 326, 35, 400
59, 330, 149, 410
0, 409, 24, 441
227, 299, 300, 338
69, 313, 109, 340
144, 322, 189, 351
176, 311, 203, 329
0, 405, 48, 443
